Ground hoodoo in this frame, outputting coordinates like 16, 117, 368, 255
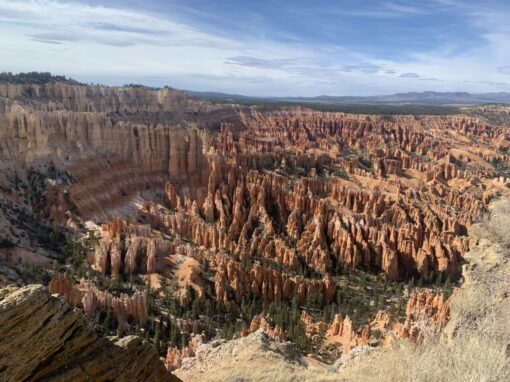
1, 77, 509, 381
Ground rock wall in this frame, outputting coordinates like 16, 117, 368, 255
0, 82, 210, 113
164, 336, 203, 372
0, 83, 216, 223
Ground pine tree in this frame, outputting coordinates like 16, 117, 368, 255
192, 320, 200, 335
52, 260, 60, 276
445, 275, 452, 290
145, 281, 153, 315
154, 323, 161, 351
103, 308, 112, 334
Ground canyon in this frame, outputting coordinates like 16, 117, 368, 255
0, 79, 509, 380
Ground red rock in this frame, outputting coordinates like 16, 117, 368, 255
241, 314, 287, 341
49, 276, 148, 329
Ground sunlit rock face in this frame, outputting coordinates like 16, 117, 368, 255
2, 83, 509, 286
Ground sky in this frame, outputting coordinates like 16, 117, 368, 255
0, 0, 509, 96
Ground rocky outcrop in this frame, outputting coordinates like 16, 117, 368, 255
164, 345, 196, 372
91, 218, 172, 276
369, 310, 391, 332
242, 314, 287, 341
48, 276, 148, 329
325, 314, 369, 354
0, 284, 177, 382
392, 291, 450, 343
173, 331, 302, 381
297, 311, 370, 354
405, 291, 450, 327
297, 289, 450, 355
164, 336, 204, 372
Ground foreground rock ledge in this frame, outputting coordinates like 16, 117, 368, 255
0, 284, 179, 382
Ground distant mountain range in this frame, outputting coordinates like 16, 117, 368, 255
187, 90, 510, 106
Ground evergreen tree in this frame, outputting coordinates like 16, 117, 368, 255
154, 323, 161, 351
52, 260, 60, 276
103, 308, 112, 334
191, 296, 200, 318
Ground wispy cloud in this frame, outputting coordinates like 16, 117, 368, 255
225, 56, 295, 70
340, 64, 382, 74
383, 2, 428, 15
0, 0, 509, 96
400, 72, 420, 78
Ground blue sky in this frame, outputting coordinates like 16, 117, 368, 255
0, 0, 509, 96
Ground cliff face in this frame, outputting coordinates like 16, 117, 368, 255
0, 83, 210, 113
0, 284, 178, 382
2, 83, 508, 283
0, 83, 218, 226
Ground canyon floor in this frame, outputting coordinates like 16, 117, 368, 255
0, 76, 509, 381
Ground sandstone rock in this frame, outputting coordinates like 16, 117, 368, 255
242, 314, 287, 341
212, 255, 335, 306
49, 276, 148, 329
92, 219, 172, 277
2, 83, 510, 373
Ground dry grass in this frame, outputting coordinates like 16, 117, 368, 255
339, 323, 510, 382
187, 365, 342, 382
339, 198, 510, 382
476, 198, 510, 246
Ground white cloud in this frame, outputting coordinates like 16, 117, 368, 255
0, 0, 509, 96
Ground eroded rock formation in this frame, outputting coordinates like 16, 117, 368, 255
212, 254, 336, 305
242, 314, 287, 341
91, 218, 172, 276
392, 291, 450, 342
48, 276, 148, 329
1, 82, 510, 375
2, 83, 509, 289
